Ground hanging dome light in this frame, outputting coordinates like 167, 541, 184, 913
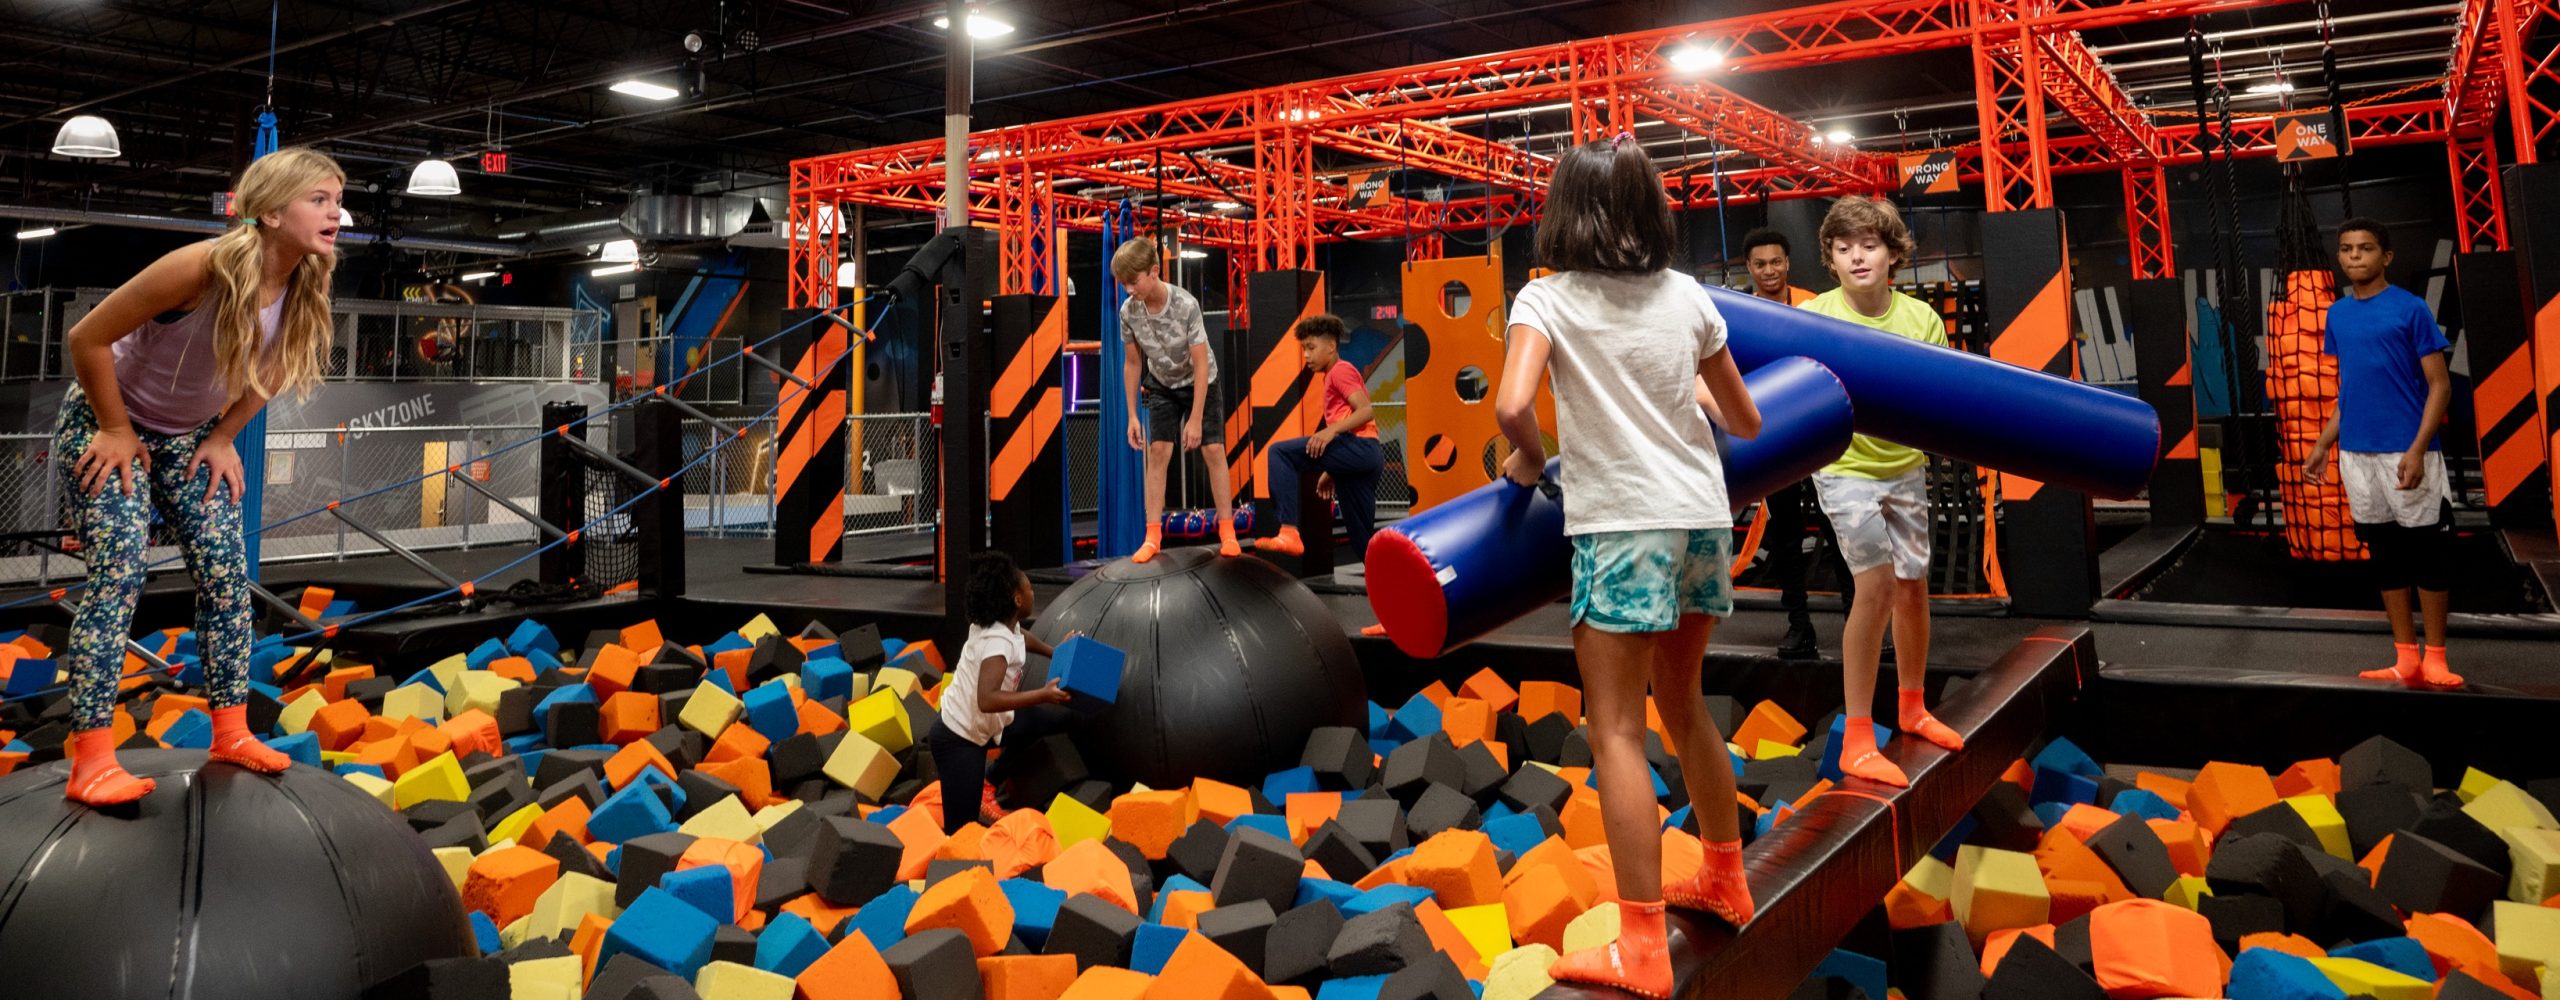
51, 115, 122, 158
406, 158, 462, 196
599, 239, 640, 263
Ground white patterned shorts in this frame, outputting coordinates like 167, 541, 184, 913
2340, 451, 2449, 527
1569, 528, 1737, 633
1812, 469, 1931, 581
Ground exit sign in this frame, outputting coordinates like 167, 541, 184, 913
213, 191, 235, 217
480, 151, 510, 174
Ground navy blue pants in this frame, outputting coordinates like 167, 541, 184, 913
1268, 434, 1384, 557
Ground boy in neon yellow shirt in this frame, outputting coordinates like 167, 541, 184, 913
1802, 196, 1965, 788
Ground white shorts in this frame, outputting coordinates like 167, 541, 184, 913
2340, 451, 2449, 528
1812, 469, 1931, 581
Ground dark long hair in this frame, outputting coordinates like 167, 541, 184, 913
1535, 136, 1677, 274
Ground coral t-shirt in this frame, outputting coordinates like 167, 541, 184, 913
1320, 360, 1377, 438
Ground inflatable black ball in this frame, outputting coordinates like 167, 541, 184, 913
0, 750, 474, 999
1033, 547, 1367, 788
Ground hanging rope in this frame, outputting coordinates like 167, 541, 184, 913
2317, 0, 2353, 217
253, 0, 281, 158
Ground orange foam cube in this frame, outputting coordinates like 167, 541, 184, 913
2274, 758, 2342, 798
1108, 790, 1192, 860
887, 804, 951, 882
462, 844, 561, 927
678, 837, 765, 924
1441, 697, 1494, 747
2239, 932, 2326, 959
780, 894, 860, 936
1059, 967, 1156, 1000
795, 931, 897, 1000
309, 699, 373, 751
1406, 829, 1503, 909
599, 691, 661, 745
1140, 930, 1267, 1000
1503, 862, 1584, 950
1731, 700, 1807, 752
906, 866, 1015, 957
2088, 898, 2223, 1000
707, 722, 771, 765
586, 644, 643, 698
603, 740, 677, 789
523, 797, 592, 852
2188, 762, 2279, 837
1159, 890, 1214, 930
1458, 668, 1518, 714
2135, 771, 2193, 810
2146, 819, 2211, 878
1192, 778, 1253, 828
617, 620, 664, 656
1515, 681, 1582, 724
1559, 786, 1608, 850
981, 954, 1080, 1000
322, 665, 375, 702
439, 710, 502, 759
1044, 838, 1139, 913
1413, 900, 1488, 979
1980, 925, 2059, 979
1285, 792, 1342, 845
985, 809, 1060, 880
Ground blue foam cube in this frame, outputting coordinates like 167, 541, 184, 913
523, 647, 563, 673
1756, 801, 1789, 839
1817, 715, 1896, 783
1264, 766, 1321, 803
2032, 737, 2103, 779
323, 599, 356, 617
1368, 738, 1402, 760
1294, 879, 1359, 911
844, 883, 917, 950
3, 658, 58, 698
505, 734, 549, 756
755, 912, 831, 977
533, 684, 596, 728
1663, 804, 1694, 833
2328, 937, 2435, 982
1131, 924, 1190, 975
270, 730, 322, 767
402, 667, 448, 695
1584, 762, 1669, 799
172, 654, 203, 689
2111, 788, 2182, 822
805, 642, 842, 664
1150, 875, 1210, 924
1227, 814, 1291, 843
1001, 878, 1067, 948
336, 762, 386, 780
1485, 812, 1550, 858
800, 657, 854, 703
1814, 949, 1888, 1000
882, 638, 908, 661
1386, 693, 1443, 743
741, 682, 798, 744
870, 805, 907, 827
465, 638, 510, 671
2031, 767, 2100, 807
1316, 975, 1391, 1000
506, 619, 560, 657
2228, 947, 2349, 1000
469, 910, 501, 955
248, 638, 291, 686
2032, 802, 2077, 829
661, 865, 735, 923
1343, 884, 1433, 918
162, 709, 213, 750
588, 781, 678, 843
1048, 636, 1126, 711
1367, 702, 1393, 740
705, 633, 753, 656
598, 887, 719, 980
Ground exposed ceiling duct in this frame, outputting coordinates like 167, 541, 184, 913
0, 204, 519, 257
620, 194, 756, 243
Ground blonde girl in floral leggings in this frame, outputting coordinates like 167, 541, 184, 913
54, 147, 344, 806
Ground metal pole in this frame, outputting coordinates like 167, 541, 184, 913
944, 0, 971, 232
335, 431, 348, 560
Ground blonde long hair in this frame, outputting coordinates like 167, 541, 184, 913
205, 146, 342, 402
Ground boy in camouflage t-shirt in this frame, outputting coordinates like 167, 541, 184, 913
1112, 239, 1237, 561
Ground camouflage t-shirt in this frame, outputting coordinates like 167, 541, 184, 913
1118, 285, 1216, 389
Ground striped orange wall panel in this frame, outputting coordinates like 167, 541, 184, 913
1399, 255, 1552, 513
1231, 271, 1328, 507
2127, 278, 2204, 525
1981, 208, 2098, 618
771, 306, 850, 566
2453, 252, 2551, 528
990, 294, 1070, 566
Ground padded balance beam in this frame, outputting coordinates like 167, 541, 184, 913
1705, 285, 2159, 501
1365, 356, 1855, 659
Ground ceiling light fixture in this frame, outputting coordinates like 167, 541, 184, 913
599, 239, 641, 263
2244, 80, 2295, 95
610, 79, 682, 101
461, 271, 499, 283
591, 263, 638, 277
406, 158, 461, 196
1212, 201, 1242, 211
836, 259, 862, 288
932, 12, 1016, 39
51, 115, 121, 158
1666, 44, 1722, 74
16, 227, 57, 240
1178, 248, 1208, 260
1825, 128, 1855, 145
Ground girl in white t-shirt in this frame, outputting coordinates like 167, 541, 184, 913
925, 551, 1074, 834
1496, 134, 1761, 998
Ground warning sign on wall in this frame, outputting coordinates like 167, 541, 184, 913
1899, 151, 1960, 196
2275, 114, 2344, 161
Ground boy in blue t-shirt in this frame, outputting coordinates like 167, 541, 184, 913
2303, 218, 2460, 689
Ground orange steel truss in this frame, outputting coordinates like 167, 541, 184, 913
789, 0, 2552, 306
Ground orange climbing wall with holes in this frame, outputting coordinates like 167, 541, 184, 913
2266, 270, 2366, 562
1399, 255, 1553, 513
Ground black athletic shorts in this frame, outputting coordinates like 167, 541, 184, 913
1139, 371, 1225, 446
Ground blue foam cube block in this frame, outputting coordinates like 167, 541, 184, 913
1227, 814, 1291, 843
589, 781, 678, 843
882, 638, 908, 661
2228, 947, 2349, 1000
2032, 737, 2103, 779
1386, 692, 1443, 743
4, 658, 58, 698
2328, 937, 2435, 982
1316, 975, 1391, 1000
336, 762, 386, 780
630, 766, 687, 809
1485, 812, 1550, 858
845, 884, 917, 950
1264, 766, 1321, 803
466, 638, 509, 671
870, 805, 907, 827
598, 887, 719, 981
505, 734, 548, 756
805, 642, 842, 664
1814, 949, 1888, 1000
755, 912, 831, 977
1367, 702, 1393, 740
1049, 636, 1126, 710
1150, 875, 1210, 923
706, 670, 737, 696
270, 730, 322, 767
1001, 878, 1067, 948
800, 657, 854, 703
2032, 802, 2077, 829
2031, 767, 2101, 808
248, 638, 290, 686
1584, 762, 1669, 799
470, 910, 501, 955
661, 865, 735, 923
705, 633, 753, 656
162, 709, 213, 750
403, 667, 449, 695
1131, 924, 1190, 975
1663, 804, 1694, 833
1343, 884, 1433, 918
506, 619, 560, 657
1730, 746, 1747, 778
1930, 815, 1977, 862
1817, 715, 1895, 784
741, 682, 798, 744
323, 599, 356, 617
1756, 801, 1788, 839
173, 631, 198, 657
1482, 802, 1516, 823
1294, 879, 1359, 911
2111, 788, 2182, 822
533, 684, 596, 728
173, 654, 204, 689
524, 647, 563, 673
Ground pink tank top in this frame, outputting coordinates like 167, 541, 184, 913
109, 294, 284, 434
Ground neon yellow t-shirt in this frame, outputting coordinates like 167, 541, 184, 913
1802, 288, 1948, 479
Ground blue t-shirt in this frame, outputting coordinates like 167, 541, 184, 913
2322, 284, 2448, 453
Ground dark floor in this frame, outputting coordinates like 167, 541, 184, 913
2123, 524, 2549, 614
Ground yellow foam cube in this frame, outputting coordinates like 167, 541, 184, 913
694, 959, 794, 1000
446, 670, 519, 718
2306, 957, 2432, 1000
2497, 900, 2560, 983
850, 673, 872, 696
1047, 793, 1111, 848
1903, 855, 1956, 900
279, 690, 327, 734
2285, 794, 2352, 859
529, 872, 620, 941
847, 689, 913, 753
739, 614, 780, 642
2508, 828, 2560, 904
1483, 944, 1559, 1000
2461, 767, 2503, 804
394, 751, 470, 809
678, 681, 745, 738
320, 750, 357, 767
500, 914, 531, 950
509, 953, 584, 998
822, 732, 902, 801
2165, 875, 2213, 911
434, 845, 473, 890
343, 770, 395, 806
2468, 781, 2560, 834
679, 795, 763, 844
1953, 846, 2051, 943
1561, 901, 1621, 954
426, 654, 468, 691
1752, 740, 1802, 760
490, 803, 544, 846
873, 666, 921, 699
1446, 903, 1512, 965
381, 682, 448, 724
752, 799, 806, 836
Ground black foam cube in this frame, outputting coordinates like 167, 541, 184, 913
760, 805, 823, 863
926, 859, 994, 887
1969, 781, 2046, 852
1498, 765, 1572, 816
1337, 798, 1410, 861
1558, 726, 1593, 768
2086, 813, 2180, 900
615, 832, 698, 907
837, 623, 888, 670
1454, 742, 1507, 801
2441, 970, 2533, 1000
2205, 834, 2324, 934
2219, 802, 2324, 855
543, 832, 613, 884
362, 956, 510, 1000
1405, 783, 1482, 841
495, 686, 536, 736
544, 700, 601, 749
2339, 735, 2433, 792
1303, 820, 1381, 885
1702, 695, 1741, 737
1379, 952, 1473, 1000
1196, 899, 1277, 974
1523, 714, 1574, 766
756, 857, 810, 912
712, 924, 758, 968
1211, 827, 1305, 915
2411, 795, 2514, 880
1167, 820, 1232, 888
1265, 900, 1347, 987
673, 771, 742, 823
1327, 902, 1433, 977
2199, 893, 2286, 950
582, 954, 676, 1000
883, 928, 982, 1000
2314, 861, 2405, 945
420, 813, 489, 855
535, 747, 610, 790
1891, 919, 1988, 1000
1044, 892, 1142, 971
2336, 784, 2425, 859
406, 800, 477, 832
1303, 727, 1376, 791
2376, 830, 2505, 922
1007, 734, 1089, 810
807, 816, 904, 906
1381, 736, 1464, 808
1983, 934, 2105, 1000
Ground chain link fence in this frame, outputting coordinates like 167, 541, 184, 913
257, 423, 546, 564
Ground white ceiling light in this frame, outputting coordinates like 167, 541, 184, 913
2245, 80, 2296, 95
599, 239, 640, 263
51, 115, 121, 158
610, 79, 682, 101
406, 158, 462, 196
460, 271, 498, 283
338, 208, 354, 228
836, 259, 862, 288
1825, 128, 1855, 145
932, 12, 1016, 39
591, 263, 638, 277
1211, 201, 1243, 211
16, 227, 57, 240
1666, 44, 1722, 74
1178, 248, 1208, 260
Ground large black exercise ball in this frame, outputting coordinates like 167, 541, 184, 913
0, 750, 474, 999
1034, 548, 1367, 788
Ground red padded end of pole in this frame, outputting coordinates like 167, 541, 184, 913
1362, 529, 1450, 660
658, 478, 671, 491
654, 385, 667, 396
323, 625, 340, 638
565, 530, 582, 546
458, 581, 476, 598
48, 588, 66, 601
326, 501, 340, 511
741, 345, 754, 355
